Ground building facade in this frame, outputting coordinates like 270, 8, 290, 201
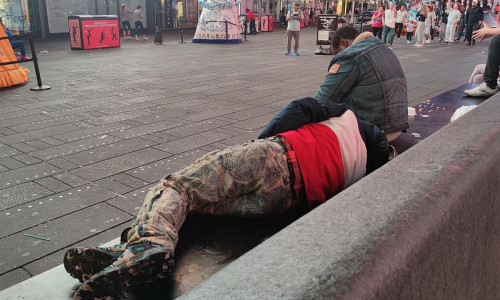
0, 0, 329, 39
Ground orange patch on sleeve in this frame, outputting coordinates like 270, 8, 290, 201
329, 63, 341, 74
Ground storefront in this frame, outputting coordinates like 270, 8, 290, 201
154, 0, 200, 29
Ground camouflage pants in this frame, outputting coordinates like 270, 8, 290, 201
125, 138, 299, 253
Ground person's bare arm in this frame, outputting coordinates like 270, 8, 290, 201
473, 22, 500, 41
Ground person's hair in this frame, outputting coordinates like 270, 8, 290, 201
136, 5, 142, 9
420, 5, 428, 17
294, 3, 300, 6
331, 25, 360, 49
379, 5, 385, 10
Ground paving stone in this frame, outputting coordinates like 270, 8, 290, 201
0, 162, 62, 189
64, 137, 155, 166
106, 196, 142, 216
0, 164, 7, 172
55, 122, 131, 142
118, 183, 158, 204
127, 149, 209, 183
0, 114, 49, 128
24, 139, 52, 150
85, 109, 156, 126
230, 113, 276, 132
0, 127, 18, 136
0, 203, 131, 274
216, 132, 259, 147
11, 142, 39, 153
0, 185, 117, 238
111, 173, 150, 189
0, 268, 31, 291
30, 136, 122, 161
0, 124, 83, 144
0, 182, 53, 211
12, 154, 42, 165
154, 131, 231, 155
8, 115, 87, 133
52, 172, 90, 187
38, 136, 66, 146
46, 158, 80, 171
109, 119, 183, 139
69, 148, 171, 181
0, 144, 22, 158
163, 119, 231, 138
95, 177, 135, 195
34, 177, 72, 194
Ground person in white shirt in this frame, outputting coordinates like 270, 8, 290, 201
445, 2, 461, 43
285, 3, 304, 55
395, 5, 408, 39
382, 1, 397, 49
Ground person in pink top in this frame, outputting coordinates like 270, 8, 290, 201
372, 6, 385, 39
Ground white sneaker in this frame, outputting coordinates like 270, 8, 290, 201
425, 39, 430, 43
464, 82, 500, 97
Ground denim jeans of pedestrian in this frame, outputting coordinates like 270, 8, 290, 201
382, 25, 395, 45
125, 138, 299, 252
9, 40, 25, 56
484, 35, 500, 88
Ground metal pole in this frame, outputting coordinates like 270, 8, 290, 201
225, 20, 228, 42
28, 34, 50, 91
180, 20, 185, 43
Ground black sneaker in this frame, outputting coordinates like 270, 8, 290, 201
73, 242, 174, 299
64, 244, 125, 283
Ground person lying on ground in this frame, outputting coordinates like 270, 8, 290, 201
464, 23, 500, 97
315, 26, 409, 142
64, 97, 389, 300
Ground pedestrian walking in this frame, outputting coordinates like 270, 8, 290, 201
120, 4, 133, 39
455, 3, 468, 42
382, 1, 397, 49
133, 5, 148, 41
445, 2, 461, 43
414, 6, 427, 47
424, 5, 433, 43
406, 18, 415, 43
395, 5, 408, 39
465, 0, 483, 46
245, 8, 257, 34
285, 3, 304, 55
371, 6, 385, 39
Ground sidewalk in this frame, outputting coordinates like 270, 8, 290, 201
0, 24, 491, 298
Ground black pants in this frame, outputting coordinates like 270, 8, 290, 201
249, 20, 256, 34
135, 21, 144, 35
430, 27, 435, 40
465, 21, 480, 44
484, 35, 500, 88
406, 32, 413, 41
372, 27, 383, 39
395, 22, 404, 38
456, 19, 466, 40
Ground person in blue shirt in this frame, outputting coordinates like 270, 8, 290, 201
0, 18, 29, 60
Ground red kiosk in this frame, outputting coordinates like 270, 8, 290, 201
68, 15, 120, 50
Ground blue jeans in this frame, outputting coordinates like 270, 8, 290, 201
9, 40, 26, 56
382, 25, 395, 45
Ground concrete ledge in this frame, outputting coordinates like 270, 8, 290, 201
180, 95, 500, 300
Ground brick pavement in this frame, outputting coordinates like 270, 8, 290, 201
0, 25, 491, 294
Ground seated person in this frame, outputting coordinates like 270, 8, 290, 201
63, 98, 390, 299
315, 26, 409, 142
464, 23, 500, 97
468, 63, 500, 84
0, 18, 29, 61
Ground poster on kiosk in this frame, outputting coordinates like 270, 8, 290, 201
69, 15, 120, 50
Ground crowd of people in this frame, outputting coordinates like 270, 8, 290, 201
368, 0, 494, 48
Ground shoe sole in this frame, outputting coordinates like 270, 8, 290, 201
64, 248, 119, 283
74, 250, 174, 299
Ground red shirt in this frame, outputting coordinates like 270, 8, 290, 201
247, 10, 256, 21
279, 123, 344, 207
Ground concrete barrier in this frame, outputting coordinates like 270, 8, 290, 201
179, 94, 500, 300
